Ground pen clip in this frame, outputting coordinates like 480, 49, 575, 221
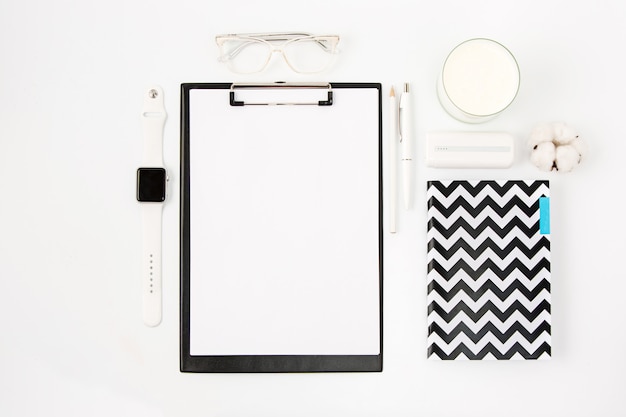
398, 83, 409, 143
398, 100, 403, 143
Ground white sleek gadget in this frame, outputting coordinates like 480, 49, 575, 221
136, 86, 167, 327
426, 131, 515, 168
437, 38, 520, 123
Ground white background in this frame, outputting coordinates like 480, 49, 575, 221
1, 0, 624, 416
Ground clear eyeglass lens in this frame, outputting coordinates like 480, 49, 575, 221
221, 39, 271, 74
283, 38, 336, 73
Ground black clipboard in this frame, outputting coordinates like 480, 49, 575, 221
180, 82, 383, 373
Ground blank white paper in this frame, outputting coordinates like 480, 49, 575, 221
189, 87, 381, 356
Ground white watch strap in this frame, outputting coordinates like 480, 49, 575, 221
142, 86, 166, 166
142, 203, 163, 326
141, 85, 167, 327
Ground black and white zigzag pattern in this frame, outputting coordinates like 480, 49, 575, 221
427, 180, 551, 360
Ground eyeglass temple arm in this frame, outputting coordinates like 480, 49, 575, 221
251, 32, 334, 52
241, 32, 312, 40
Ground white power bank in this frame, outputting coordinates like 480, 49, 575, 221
426, 131, 515, 168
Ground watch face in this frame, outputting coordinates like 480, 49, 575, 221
137, 168, 166, 202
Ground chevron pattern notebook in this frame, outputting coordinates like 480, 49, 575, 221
427, 180, 551, 360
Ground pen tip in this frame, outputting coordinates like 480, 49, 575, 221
390, 87, 395, 97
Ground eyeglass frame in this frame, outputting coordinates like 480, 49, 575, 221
215, 32, 340, 74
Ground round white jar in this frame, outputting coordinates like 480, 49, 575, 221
437, 38, 520, 123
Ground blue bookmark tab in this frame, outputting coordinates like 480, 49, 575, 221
539, 197, 550, 234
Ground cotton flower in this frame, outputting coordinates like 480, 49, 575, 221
528, 122, 585, 172
530, 142, 556, 171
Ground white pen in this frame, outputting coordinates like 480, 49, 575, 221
399, 83, 413, 210
388, 87, 398, 233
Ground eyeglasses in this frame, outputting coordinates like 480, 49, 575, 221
215, 32, 340, 74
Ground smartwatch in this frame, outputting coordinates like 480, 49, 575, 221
137, 86, 167, 327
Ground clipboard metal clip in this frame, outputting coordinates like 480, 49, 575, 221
230, 82, 333, 106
